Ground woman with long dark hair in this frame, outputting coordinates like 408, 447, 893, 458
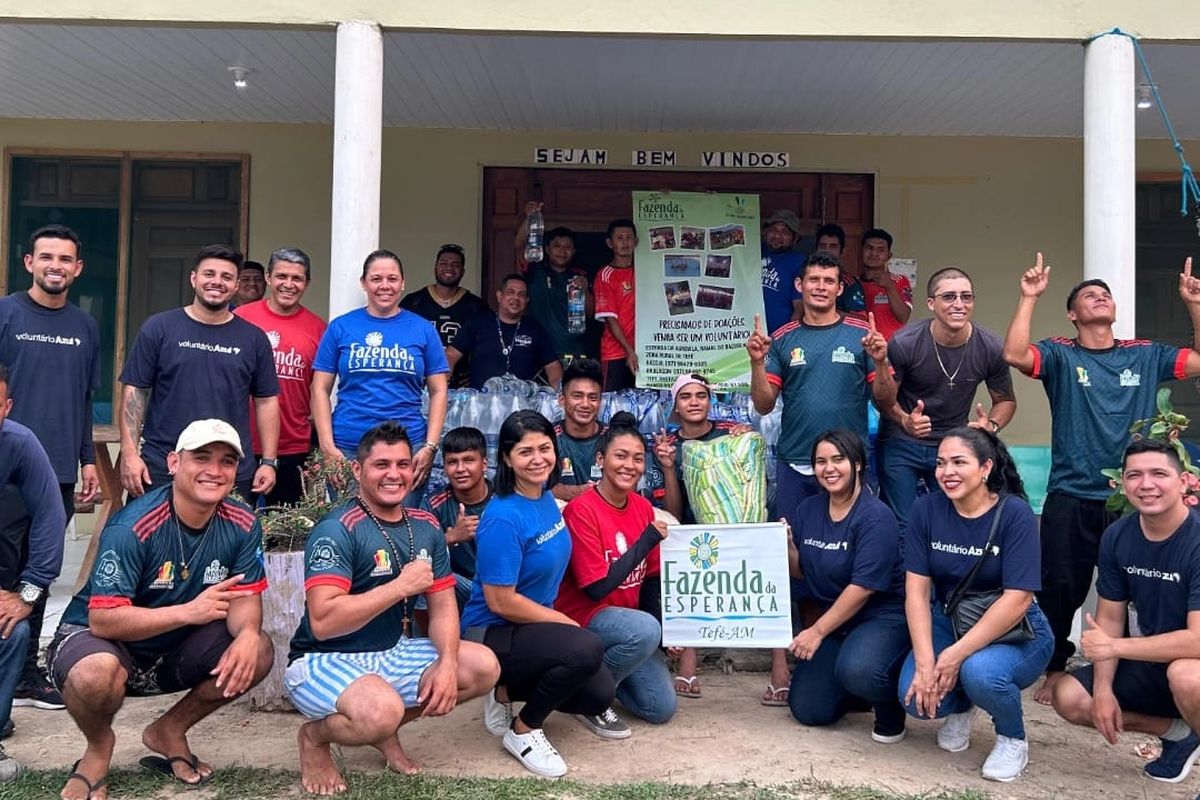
785, 429, 910, 743
558, 412, 676, 730
460, 410, 613, 778
898, 426, 1052, 782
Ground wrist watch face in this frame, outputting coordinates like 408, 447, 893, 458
18, 583, 41, 604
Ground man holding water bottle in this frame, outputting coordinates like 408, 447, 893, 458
515, 202, 595, 363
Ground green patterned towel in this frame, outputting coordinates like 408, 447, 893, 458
681, 432, 767, 524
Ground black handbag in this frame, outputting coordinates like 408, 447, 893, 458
943, 497, 1035, 646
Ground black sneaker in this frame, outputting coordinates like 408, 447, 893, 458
0, 719, 12, 740
573, 707, 632, 740
12, 671, 65, 710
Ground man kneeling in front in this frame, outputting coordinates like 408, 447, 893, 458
50, 419, 273, 799
1052, 439, 1200, 784
286, 421, 499, 795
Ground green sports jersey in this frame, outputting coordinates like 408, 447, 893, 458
555, 421, 607, 486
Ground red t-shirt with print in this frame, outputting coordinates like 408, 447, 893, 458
860, 273, 913, 340
594, 264, 636, 362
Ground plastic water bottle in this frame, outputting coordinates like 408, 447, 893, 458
566, 279, 586, 334
524, 207, 544, 263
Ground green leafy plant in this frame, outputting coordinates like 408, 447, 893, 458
259, 452, 356, 551
1102, 387, 1200, 514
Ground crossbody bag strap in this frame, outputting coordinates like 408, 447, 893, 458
944, 495, 1009, 614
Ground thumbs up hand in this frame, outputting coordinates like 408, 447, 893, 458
447, 503, 480, 545
1081, 612, 1118, 663
903, 399, 932, 438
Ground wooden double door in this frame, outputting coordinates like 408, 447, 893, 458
481, 167, 873, 299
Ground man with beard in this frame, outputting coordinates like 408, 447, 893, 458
231, 261, 265, 309
873, 267, 1016, 531
552, 358, 606, 502
49, 419, 273, 797
401, 244, 487, 388
759, 210, 806, 335
235, 248, 326, 506
119, 244, 281, 501
0, 225, 99, 712
1004, 254, 1200, 706
446, 274, 561, 390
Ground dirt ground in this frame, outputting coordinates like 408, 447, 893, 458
6, 670, 1193, 799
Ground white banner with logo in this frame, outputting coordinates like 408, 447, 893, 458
660, 522, 792, 647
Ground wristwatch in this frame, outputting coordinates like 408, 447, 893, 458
259, 457, 278, 469
423, 441, 439, 453
16, 582, 43, 606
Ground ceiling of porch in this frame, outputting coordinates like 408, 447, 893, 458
1, 23, 1197, 138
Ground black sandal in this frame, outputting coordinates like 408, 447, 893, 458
65, 760, 108, 800
139, 753, 212, 785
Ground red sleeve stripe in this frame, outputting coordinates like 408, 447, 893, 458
132, 501, 171, 542
237, 578, 268, 595
765, 374, 783, 388
428, 490, 451, 510
428, 575, 457, 594
843, 316, 870, 331
88, 596, 132, 609
1027, 344, 1043, 379
1175, 349, 1191, 380
772, 321, 800, 337
217, 502, 257, 532
304, 575, 352, 592
408, 508, 439, 527
339, 506, 366, 530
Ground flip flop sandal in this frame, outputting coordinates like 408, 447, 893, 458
65, 760, 108, 800
761, 683, 790, 706
139, 753, 212, 785
674, 675, 702, 698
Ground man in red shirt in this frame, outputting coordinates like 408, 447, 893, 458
858, 228, 912, 340
235, 248, 327, 505
594, 219, 638, 391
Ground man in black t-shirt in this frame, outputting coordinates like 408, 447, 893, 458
119, 244, 280, 501
400, 244, 487, 388
1052, 439, 1200, 784
446, 274, 562, 390
48, 418, 273, 794
287, 422, 498, 793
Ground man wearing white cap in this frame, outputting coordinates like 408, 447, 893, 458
49, 419, 273, 798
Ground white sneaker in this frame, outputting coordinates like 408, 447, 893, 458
937, 708, 977, 753
483, 688, 513, 736
502, 727, 567, 778
981, 734, 1029, 782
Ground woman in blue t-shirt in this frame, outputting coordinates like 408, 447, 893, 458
898, 426, 1052, 783
784, 430, 910, 742
460, 410, 613, 778
312, 250, 449, 499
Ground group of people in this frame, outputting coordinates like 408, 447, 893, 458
1, 220, 1200, 797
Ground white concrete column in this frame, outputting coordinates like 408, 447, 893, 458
1084, 32, 1136, 339
329, 20, 383, 319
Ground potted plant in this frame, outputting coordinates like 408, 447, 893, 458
1102, 388, 1200, 515
245, 453, 355, 710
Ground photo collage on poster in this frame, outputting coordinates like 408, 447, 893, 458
649, 223, 746, 318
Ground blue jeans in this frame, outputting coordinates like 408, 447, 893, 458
0, 620, 30, 730
789, 609, 910, 731
773, 462, 820, 519
587, 606, 677, 724
899, 603, 1053, 739
878, 437, 940, 533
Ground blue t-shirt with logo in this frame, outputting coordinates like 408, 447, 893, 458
450, 312, 557, 389
789, 491, 904, 624
1097, 511, 1200, 638
1033, 337, 1185, 499
313, 308, 449, 453
905, 492, 1041, 604
119, 309, 279, 485
0, 292, 100, 482
764, 317, 874, 466
760, 246, 805, 335
461, 491, 571, 629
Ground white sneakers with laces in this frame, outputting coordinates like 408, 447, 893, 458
937, 707, 977, 753
503, 727, 567, 778
483, 688, 514, 736
981, 734, 1029, 782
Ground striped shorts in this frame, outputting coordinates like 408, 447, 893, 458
284, 637, 439, 720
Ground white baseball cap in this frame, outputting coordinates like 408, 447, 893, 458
174, 419, 244, 458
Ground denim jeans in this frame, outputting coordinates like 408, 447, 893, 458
788, 608, 910, 731
878, 436, 940, 533
773, 462, 820, 519
587, 606, 677, 724
0, 620, 30, 730
899, 603, 1053, 739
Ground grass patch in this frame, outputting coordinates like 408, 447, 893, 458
0, 768, 993, 800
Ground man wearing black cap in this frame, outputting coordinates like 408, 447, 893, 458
760, 209, 809, 335
401, 244, 487, 388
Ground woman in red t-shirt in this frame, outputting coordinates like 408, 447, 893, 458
557, 412, 677, 728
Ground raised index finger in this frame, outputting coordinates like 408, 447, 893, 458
1035, 251, 1044, 272
753, 313, 763, 334
867, 311, 877, 333
1186, 256, 1194, 279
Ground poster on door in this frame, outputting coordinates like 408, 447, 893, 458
659, 521, 792, 648
633, 191, 764, 389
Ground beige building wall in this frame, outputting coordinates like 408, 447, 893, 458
3, 118, 1197, 444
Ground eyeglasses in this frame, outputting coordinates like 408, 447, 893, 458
933, 291, 975, 303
